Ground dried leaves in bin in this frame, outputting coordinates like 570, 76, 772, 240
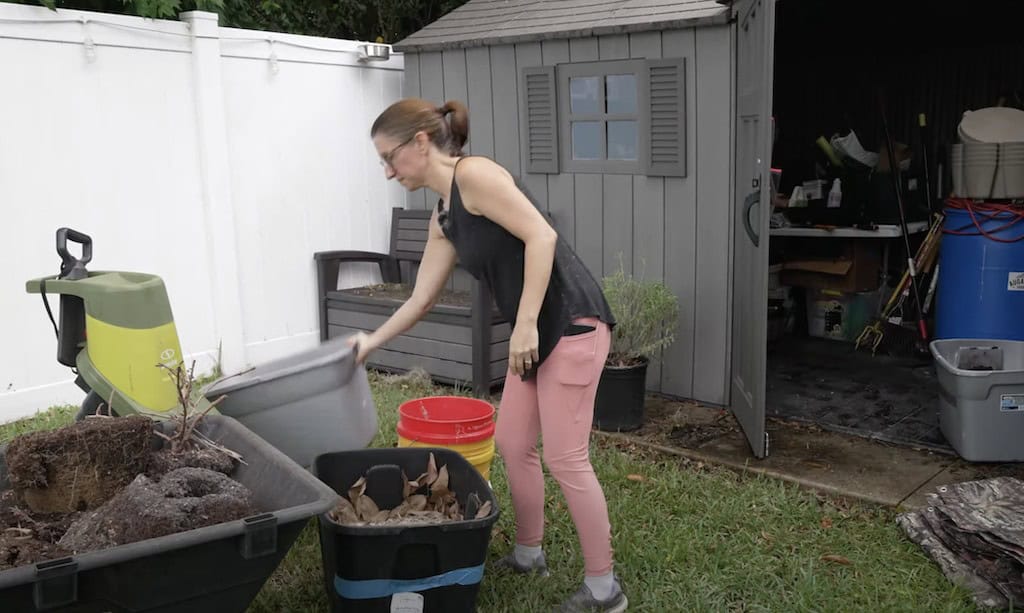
328, 452, 492, 527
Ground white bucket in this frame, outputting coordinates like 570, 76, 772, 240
951, 144, 964, 197
1003, 161, 1024, 198
960, 107, 1024, 143
954, 141, 1024, 198
964, 142, 999, 159
993, 163, 1008, 198
963, 160, 998, 199
995, 143, 1024, 198
1002, 142, 1024, 155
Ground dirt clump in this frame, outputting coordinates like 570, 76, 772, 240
5, 414, 153, 514
1, 530, 71, 571
1, 411, 249, 571
0, 489, 74, 570
148, 447, 235, 478
59, 467, 255, 553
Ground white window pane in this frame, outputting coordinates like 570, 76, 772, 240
606, 74, 637, 114
572, 122, 603, 160
607, 121, 637, 160
570, 77, 601, 114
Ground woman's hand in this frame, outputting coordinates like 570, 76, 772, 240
346, 332, 378, 365
509, 321, 540, 376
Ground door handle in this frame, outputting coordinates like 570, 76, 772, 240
742, 188, 761, 247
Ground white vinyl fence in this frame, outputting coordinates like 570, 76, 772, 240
0, 4, 406, 422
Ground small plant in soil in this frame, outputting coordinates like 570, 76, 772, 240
328, 452, 492, 527
0, 362, 255, 572
601, 257, 680, 368
148, 360, 241, 476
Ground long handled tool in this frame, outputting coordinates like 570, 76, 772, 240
856, 213, 943, 354
884, 220, 942, 326
878, 92, 928, 343
918, 113, 936, 214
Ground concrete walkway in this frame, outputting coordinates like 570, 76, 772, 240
595, 397, 1024, 510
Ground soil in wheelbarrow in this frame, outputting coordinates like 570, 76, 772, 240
1, 414, 256, 572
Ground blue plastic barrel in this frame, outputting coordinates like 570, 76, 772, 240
935, 205, 1024, 340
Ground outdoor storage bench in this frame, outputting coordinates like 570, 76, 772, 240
314, 207, 509, 396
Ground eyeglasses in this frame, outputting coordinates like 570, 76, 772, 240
378, 135, 415, 168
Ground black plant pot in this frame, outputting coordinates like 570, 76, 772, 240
593, 358, 648, 432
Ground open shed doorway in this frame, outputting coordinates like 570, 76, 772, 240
763, 0, 1024, 454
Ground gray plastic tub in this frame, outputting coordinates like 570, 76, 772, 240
206, 337, 378, 468
930, 339, 1024, 462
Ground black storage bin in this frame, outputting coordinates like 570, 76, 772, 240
312, 448, 500, 613
0, 415, 339, 612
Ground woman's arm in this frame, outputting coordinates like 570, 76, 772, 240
457, 157, 558, 375
349, 207, 457, 363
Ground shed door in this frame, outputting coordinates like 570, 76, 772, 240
730, 0, 776, 458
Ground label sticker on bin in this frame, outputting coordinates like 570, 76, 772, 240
1008, 272, 1024, 291
391, 592, 424, 612
1000, 394, 1024, 412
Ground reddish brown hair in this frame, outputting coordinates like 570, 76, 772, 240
371, 98, 469, 156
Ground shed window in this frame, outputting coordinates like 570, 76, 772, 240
566, 73, 640, 162
560, 61, 644, 173
520, 58, 687, 177
572, 121, 603, 160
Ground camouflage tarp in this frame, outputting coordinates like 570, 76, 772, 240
897, 477, 1024, 610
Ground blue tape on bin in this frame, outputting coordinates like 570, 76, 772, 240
335, 564, 484, 599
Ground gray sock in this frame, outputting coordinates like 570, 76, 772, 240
584, 571, 616, 601
513, 544, 543, 566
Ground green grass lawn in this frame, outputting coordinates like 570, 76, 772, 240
1, 372, 974, 612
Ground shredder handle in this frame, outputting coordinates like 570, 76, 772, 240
56, 227, 92, 280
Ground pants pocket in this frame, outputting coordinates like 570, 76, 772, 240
546, 328, 600, 388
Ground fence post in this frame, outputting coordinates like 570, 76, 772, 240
180, 10, 247, 375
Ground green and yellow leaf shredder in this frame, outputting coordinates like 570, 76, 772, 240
25, 228, 214, 418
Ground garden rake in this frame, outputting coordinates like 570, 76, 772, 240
856, 213, 943, 355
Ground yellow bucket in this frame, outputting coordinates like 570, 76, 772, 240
396, 396, 497, 481
397, 435, 495, 481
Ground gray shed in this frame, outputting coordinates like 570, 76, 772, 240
393, 0, 744, 408
394, 0, 1024, 459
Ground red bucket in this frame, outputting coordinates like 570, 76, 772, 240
396, 396, 496, 444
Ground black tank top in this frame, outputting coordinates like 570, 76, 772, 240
438, 156, 616, 372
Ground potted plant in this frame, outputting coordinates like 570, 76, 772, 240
593, 260, 679, 432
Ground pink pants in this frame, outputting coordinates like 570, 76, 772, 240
494, 317, 614, 576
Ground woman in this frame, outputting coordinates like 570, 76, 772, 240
350, 97, 626, 612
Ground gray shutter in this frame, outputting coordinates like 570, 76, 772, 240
644, 58, 686, 177
520, 66, 559, 174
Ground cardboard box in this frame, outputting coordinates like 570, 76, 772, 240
779, 241, 882, 293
